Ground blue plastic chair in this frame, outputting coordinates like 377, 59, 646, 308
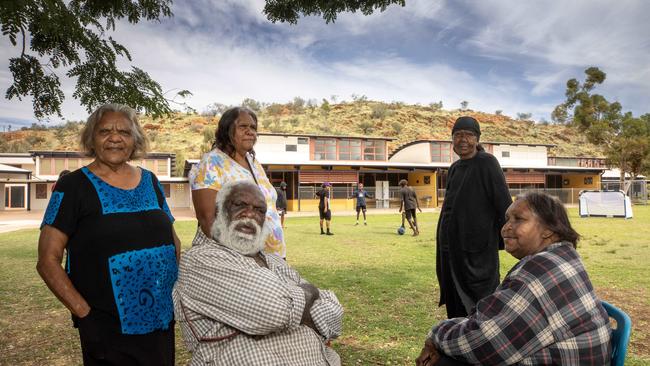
601, 301, 632, 366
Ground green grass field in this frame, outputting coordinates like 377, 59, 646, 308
1, 207, 649, 365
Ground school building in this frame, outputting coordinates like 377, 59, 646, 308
1, 132, 607, 212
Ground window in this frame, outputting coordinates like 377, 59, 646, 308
314, 138, 336, 160
35, 184, 48, 199
363, 140, 385, 161
54, 159, 65, 174
68, 158, 79, 170
502, 151, 510, 158
297, 137, 308, 144
161, 183, 171, 198
285, 144, 297, 152
144, 159, 155, 170
40, 158, 52, 175
156, 160, 168, 176
431, 142, 452, 162
338, 139, 362, 160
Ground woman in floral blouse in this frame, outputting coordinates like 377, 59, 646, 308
189, 106, 285, 258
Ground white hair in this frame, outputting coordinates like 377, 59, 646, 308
211, 181, 270, 255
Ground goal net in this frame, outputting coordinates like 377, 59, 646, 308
578, 190, 633, 219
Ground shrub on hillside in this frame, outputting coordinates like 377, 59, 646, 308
203, 127, 215, 143
391, 121, 403, 134
359, 121, 374, 134
371, 104, 391, 120
266, 103, 284, 116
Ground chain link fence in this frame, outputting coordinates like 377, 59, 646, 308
601, 180, 648, 205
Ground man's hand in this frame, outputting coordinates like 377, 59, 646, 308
415, 339, 440, 366
418, 207, 423, 213
299, 283, 320, 331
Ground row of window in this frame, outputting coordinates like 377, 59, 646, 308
313, 139, 386, 161
38, 158, 170, 176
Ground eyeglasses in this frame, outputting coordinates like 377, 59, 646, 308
452, 131, 477, 140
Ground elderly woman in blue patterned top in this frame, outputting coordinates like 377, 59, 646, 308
416, 192, 611, 366
37, 104, 180, 366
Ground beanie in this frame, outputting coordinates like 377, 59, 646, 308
452, 116, 481, 139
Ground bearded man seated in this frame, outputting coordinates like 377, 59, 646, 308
173, 181, 343, 366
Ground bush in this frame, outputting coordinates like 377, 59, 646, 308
358, 121, 374, 134
391, 121, 403, 134
371, 104, 389, 120
203, 127, 215, 144
242, 98, 262, 112
26, 135, 45, 146
291, 97, 305, 113
429, 101, 443, 111
189, 123, 203, 133
266, 103, 284, 116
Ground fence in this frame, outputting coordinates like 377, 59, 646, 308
438, 188, 625, 206
298, 184, 649, 208
601, 180, 648, 205
297, 186, 435, 209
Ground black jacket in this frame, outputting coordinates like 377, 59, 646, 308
436, 150, 512, 307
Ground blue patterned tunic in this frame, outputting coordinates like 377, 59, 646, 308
42, 167, 177, 339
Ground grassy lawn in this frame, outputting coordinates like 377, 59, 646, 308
1, 207, 649, 365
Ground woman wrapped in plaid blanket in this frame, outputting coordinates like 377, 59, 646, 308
417, 192, 612, 366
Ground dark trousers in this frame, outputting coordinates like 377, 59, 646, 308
438, 250, 469, 319
78, 322, 175, 366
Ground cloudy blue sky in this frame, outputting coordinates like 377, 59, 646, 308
1, 0, 649, 128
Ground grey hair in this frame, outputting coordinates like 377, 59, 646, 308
80, 103, 148, 160
215, 180, 262, 219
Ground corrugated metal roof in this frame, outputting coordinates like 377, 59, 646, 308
0, 156, 35, 165
0, 163, 32, 174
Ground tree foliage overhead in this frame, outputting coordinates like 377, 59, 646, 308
1, 0, 190, 119
263, 0, 405, 24
553, 67, 650, 180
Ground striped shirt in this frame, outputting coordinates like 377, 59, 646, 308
173, 231, 343, 365
428, 242, 611, 365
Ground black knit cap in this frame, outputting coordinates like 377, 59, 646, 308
452, 116, 481, 139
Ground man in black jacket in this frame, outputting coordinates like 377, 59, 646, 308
276, 181, 288, 229
316, 182, 333, 235
436, 116, 512, 318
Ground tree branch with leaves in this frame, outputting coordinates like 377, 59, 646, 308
1, 0, 190, 119
553, 67, 650, 186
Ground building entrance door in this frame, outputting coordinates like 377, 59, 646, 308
4, 184, 26, 209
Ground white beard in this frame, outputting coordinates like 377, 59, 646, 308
211, 214, 269, 256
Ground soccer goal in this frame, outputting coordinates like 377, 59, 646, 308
578, 190, 633, 219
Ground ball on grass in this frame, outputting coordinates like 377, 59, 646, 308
397, 226, 406, 235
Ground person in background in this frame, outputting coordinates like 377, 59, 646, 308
174, 181, 343, 365
189, 106, 286, 258
398, 179, 422, 236
350, 182, 372, 225
435, 116, 512, 318
276, 181, 288, 229
416, 192, 611, 365
37, 103, 180, 365
315, 182, 333, 235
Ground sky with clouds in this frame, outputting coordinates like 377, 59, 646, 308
1, 0, 649, 128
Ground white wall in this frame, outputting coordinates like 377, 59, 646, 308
492, 145, 547, 167
167, 183, 191, 208
255, 135, 310, 163
389, 142, 431, 163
